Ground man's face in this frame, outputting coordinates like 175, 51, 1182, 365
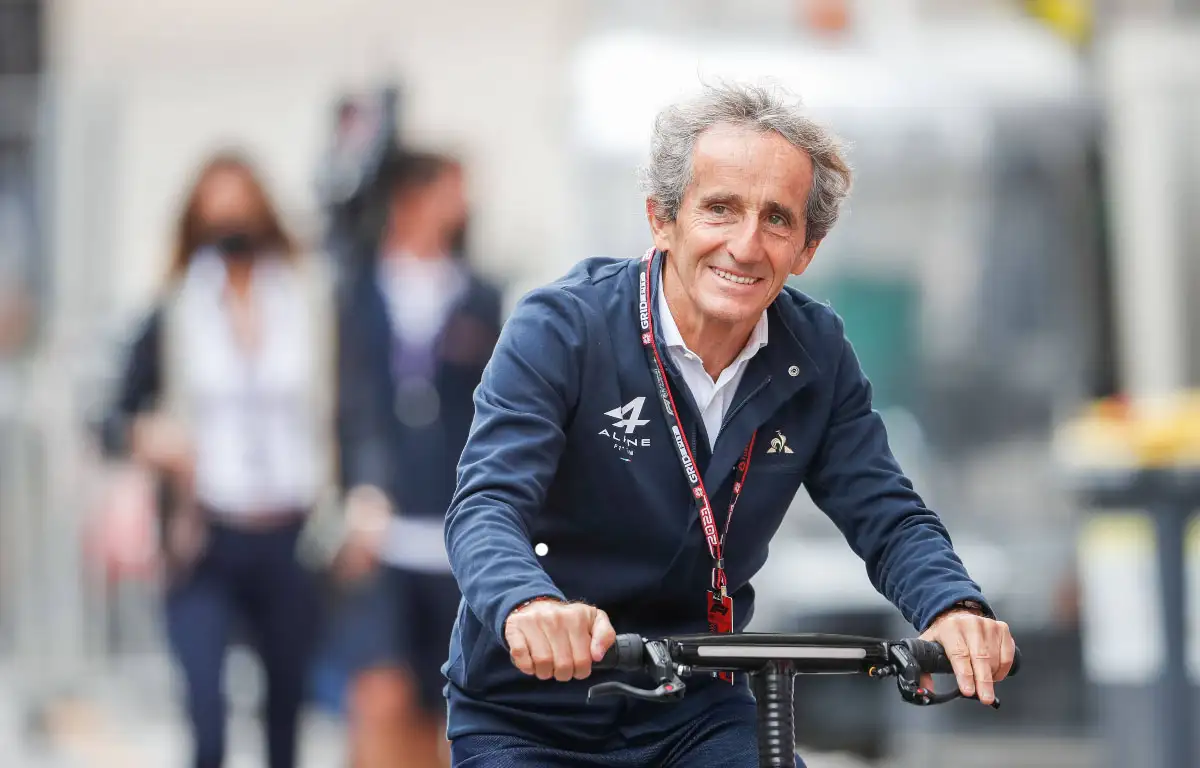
649, 124, 820, 327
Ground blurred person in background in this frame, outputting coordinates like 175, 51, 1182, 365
335, 151, 502, 768
99, 152, 338, 768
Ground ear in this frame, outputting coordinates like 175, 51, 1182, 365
791, 240, 821, 277
646, 199, 674, 253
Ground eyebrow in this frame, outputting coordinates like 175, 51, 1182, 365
698, 192, 742, 209
762, 200, 799, 224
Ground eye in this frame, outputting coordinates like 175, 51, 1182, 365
768, 213, 789, 227
710, 204, 729, 215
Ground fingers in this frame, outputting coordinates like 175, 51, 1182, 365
508, 630, 534, 676
926, 611, 1016, 706
918, 672, 934, 695
964, 620, 995, 706
996, 621, 1015, 681
934, 622, 977, 701
591, 610, 616, 663
546, 617, 577, 682
506, 600, 608, 682
525, 625, 556, 680
567, 617, 593, 681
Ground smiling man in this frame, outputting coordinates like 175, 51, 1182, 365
442, 82, 1016, 767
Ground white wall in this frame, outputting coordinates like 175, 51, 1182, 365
47, 0, 587, 315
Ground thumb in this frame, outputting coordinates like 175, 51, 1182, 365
919, 672, 934, 694
590, 608, 616, 662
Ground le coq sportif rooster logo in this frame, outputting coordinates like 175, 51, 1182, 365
767, 430, 793, 455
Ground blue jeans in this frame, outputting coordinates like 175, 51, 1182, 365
165, 518, 319, 768
450, 693, 806, 767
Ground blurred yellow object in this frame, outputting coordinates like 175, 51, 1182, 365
1026, 0, 1093, 46
1056, 391, 1200, 470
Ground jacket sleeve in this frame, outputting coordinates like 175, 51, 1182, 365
96, 308, 163, 458
804, 327, 992, 632
445, 286, 582, 645
335, 287, 392, 493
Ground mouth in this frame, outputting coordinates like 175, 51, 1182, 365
710, 266, 763, 287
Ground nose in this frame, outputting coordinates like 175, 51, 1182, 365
726, 214, 767, 265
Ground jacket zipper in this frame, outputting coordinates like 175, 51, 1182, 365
719, 375, 772, 435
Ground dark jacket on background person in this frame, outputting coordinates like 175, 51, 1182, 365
336, 261, 502, 522
443, 251, 992, 746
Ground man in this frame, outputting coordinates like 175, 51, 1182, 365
443, 83, 1015, 767
336, 152, 502, 768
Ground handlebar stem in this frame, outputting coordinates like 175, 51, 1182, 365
749, 661, 797, 768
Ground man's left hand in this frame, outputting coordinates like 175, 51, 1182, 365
919, 609, 1016, 706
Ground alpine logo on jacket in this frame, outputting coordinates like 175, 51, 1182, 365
600, 396, 651, 459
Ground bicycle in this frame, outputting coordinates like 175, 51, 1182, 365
588, 631, 1023, 768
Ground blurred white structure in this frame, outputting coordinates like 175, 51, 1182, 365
1096, 22, 1200, 404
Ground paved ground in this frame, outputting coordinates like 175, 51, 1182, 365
0, 651, 345, 767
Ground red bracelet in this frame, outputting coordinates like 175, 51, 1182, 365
512, 595, 563, 613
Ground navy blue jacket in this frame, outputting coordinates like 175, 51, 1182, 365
337, 264, 502, 521
443, 252, 990, 745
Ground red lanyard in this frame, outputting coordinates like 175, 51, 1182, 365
636, 249, 756, 602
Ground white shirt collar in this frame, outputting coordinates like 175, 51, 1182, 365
655, 272, 769, 367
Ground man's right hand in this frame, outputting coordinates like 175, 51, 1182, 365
504, 599, 616, 682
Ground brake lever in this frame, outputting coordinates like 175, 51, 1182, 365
887, 642, 1001, 710
904, 686, 1000, 710
586, 638, 686, 704
586, 679, 686, 703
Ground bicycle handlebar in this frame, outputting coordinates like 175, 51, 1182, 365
596, 632, 1021, 679
591, 631, 1021, 709
588, 632, 1020, 768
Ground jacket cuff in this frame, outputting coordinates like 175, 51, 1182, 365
917, 593, 995, 633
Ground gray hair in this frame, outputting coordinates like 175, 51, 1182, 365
639, 82, 852, 246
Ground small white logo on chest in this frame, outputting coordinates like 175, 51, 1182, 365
767, 430, 794, 454
600, 397, 651, 458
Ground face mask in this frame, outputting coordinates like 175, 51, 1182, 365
203, 230, 260, 262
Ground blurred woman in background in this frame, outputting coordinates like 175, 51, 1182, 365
99, 152, 338, 768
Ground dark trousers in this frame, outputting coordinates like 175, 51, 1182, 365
450, 692, 806, 767
165, 518, 319, 768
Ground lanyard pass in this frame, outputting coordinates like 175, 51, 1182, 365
637, 248, 753, 686
707, 589, 735, 683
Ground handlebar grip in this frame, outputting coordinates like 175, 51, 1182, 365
905, 639, 955, 674
904, 639, 1023, 678
593, 633, 645, 671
